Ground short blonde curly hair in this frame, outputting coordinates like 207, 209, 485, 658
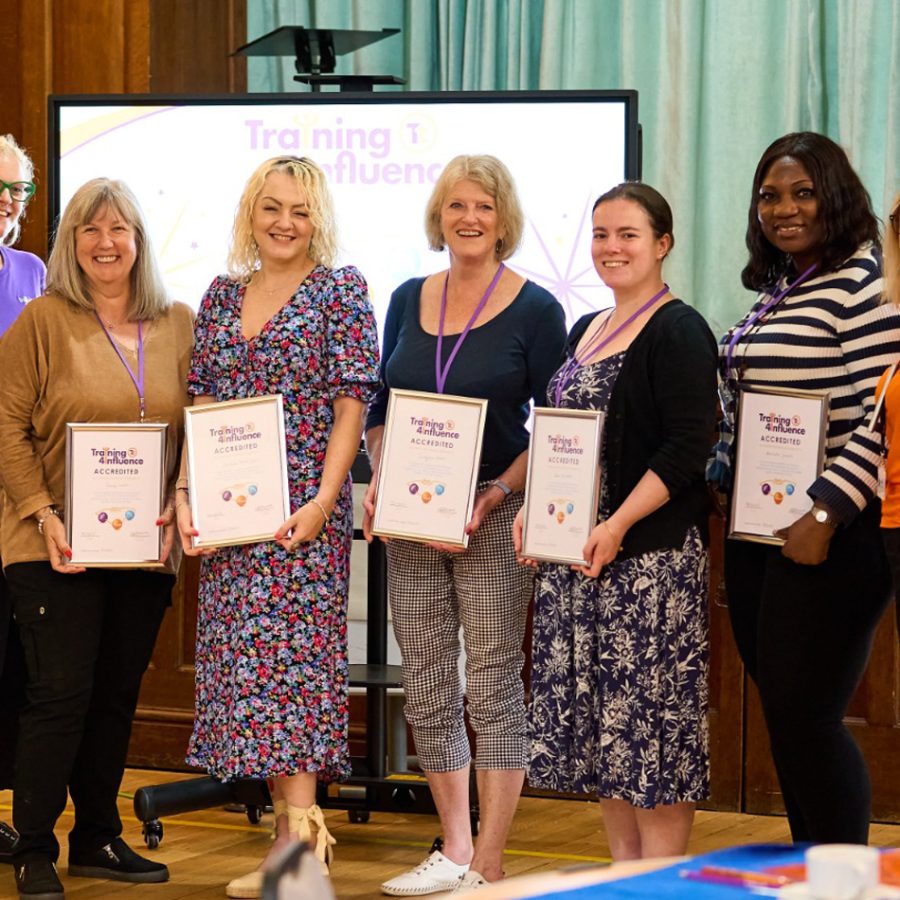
228, 156, 338, 280
424, 155, 524, 261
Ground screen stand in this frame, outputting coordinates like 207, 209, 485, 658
234, 26, 406, 92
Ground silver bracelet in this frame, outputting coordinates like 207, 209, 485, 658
310, 498, 329, 523
36, 508, 61, 535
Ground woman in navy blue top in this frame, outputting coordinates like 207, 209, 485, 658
365, 155, 565, 895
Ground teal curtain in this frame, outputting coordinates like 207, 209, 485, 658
247, 0, 900, 333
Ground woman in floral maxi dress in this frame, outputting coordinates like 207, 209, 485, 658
176, 156, 379, 898
515, 183, 717, 861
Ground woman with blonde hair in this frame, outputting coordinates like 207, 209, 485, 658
365, 155, 566, 894
176, 155, 379, 898
0, 177, 193, 897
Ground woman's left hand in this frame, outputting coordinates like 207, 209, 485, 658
774, 511, 834, 565
155, 503, 176, 564
576, 519, 623, 578
274, 500, 329, 551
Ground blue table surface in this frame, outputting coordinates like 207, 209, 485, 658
539, 844, 809, 899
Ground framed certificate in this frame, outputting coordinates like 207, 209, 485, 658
521, 408, 604, 565
729, 385, 829, 544
372, 389, 488, 548
65, 422, 168, 567
185, 394, 291, 549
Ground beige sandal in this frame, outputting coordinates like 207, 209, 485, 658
287, 803, 336, 876
224, 800, 289, 898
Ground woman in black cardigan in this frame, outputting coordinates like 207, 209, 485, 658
515, 183, 717, 860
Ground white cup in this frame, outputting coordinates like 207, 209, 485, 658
805, 844, 881, 900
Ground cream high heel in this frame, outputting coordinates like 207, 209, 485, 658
224, 800, 289, 898
287, 803, 336, 876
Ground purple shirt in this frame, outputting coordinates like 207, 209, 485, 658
0, 246, 46, 337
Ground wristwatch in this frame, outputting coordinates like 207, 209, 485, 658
811, 505, 838, 528
489, 479, 513, 497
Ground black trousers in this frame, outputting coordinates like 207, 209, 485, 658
6, 563, 172, 861
879, 528, 900, 638
724, 503, 891, 844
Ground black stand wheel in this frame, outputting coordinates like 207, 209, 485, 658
142, 819, 163, 849
348, 809, 370, 823
246, 805, 263, 825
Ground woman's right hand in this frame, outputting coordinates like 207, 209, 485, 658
41, 513, 85, 574
176, 500, 216, 557
512, 507, 539, 568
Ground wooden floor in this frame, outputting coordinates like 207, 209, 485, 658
2, 770, 899, 899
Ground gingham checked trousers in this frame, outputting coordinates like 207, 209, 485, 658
386, 491, 533, 771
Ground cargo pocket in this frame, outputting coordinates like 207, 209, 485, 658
11, 593, 53, 684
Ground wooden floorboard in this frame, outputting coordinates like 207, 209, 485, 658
1, 770, 899, 899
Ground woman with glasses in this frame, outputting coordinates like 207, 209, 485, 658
176, 156, 379, 897
709, 132, 900, 844
0, 134, 46, 864
874, 192, 900, 639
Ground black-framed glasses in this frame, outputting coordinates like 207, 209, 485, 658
0, 180, 36, 202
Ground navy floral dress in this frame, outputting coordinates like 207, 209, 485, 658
186, 266, 380, 782
528, 353, 710, 807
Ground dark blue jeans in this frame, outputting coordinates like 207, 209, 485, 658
7, 563, 172, 861
724, 502, 891, 844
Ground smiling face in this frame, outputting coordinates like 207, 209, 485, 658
440, 178, 501, 262
757, 155, 826, 271
0, 152, 29, 245
74, 204, 138, 294
591, 198, 670, 294
251, 171, 314, 268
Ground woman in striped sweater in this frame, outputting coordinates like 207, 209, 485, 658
711, 132, 900, 844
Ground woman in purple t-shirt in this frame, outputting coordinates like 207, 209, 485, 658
0, 135, 45, 332
0, 133, 46, 861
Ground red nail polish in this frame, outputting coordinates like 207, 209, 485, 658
155, 518, 162, 526
64, 549, 72, 558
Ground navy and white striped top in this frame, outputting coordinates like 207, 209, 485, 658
717, 244, 900, 524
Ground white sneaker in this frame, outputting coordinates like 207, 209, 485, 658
453, 870, 490, 893
381, 851, 469, 896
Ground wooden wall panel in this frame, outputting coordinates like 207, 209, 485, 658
150, 0, 247, 93
4, 0, 246, 263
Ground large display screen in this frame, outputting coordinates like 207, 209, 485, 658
50, 91, 639, 332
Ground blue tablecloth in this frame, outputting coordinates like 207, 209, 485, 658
540, 844, 808, 899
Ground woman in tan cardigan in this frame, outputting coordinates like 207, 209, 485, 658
0, 178, 193, 899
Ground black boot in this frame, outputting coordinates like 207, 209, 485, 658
68, 836, 168, 883
14, 855, 64, 899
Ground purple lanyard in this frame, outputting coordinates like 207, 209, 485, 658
435, 263, 505, 394
554, 284, 669, 407
95, 313, 145, 421
724, 262, 818, 379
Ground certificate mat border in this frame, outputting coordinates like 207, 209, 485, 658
184, 394, 291, 549
521, 407, 604, 565
728, 384, 829, 546
372, 388, 488, 548
65, 422, 168, 568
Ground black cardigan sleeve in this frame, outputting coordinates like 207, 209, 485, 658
645, 310, 719, 494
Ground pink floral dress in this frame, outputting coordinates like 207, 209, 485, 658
185, 266, 379, 782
